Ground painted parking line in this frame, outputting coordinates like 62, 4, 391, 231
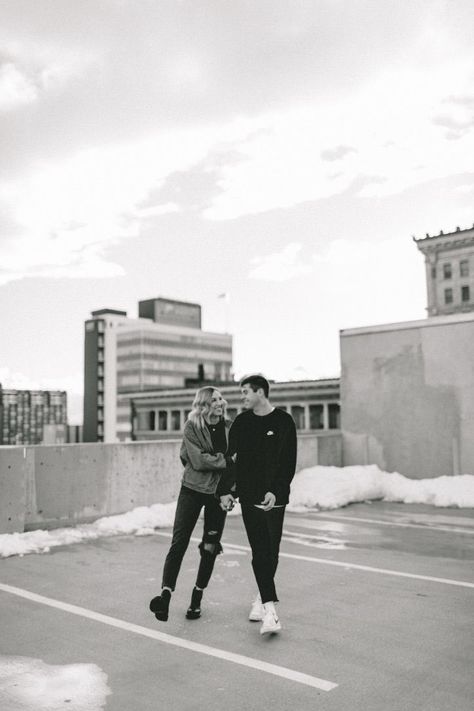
0, 582, 337, 692
295, 513, 474, 535
153, 532, 474, 589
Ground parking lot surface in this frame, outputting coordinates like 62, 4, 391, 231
1, 501, 473, 710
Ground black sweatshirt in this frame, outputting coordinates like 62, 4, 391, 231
204, 418, 227, 454
226, 408, 297, 505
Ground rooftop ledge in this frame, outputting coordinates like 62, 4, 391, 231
340, 311, 474, 337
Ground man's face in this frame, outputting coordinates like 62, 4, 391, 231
240, 384, 260, 411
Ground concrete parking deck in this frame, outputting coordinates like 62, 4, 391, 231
1, 502, 473, 710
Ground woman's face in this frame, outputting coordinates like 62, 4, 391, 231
207, 390, 225, 418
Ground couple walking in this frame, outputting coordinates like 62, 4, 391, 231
149, 374, 297, 635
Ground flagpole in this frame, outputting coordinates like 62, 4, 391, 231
217, 293, 230, 333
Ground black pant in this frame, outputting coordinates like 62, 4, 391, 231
161, 485, 227, 591
241, 504, 286, 604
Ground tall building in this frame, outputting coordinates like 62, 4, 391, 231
414, 224, 474, 316
0, 386, 68, 445
83, 297, 233, 442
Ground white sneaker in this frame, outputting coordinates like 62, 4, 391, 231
248, 595, 264, 621
260, 610, 282, 635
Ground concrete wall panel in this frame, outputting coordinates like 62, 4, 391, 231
0, 447, 29, 533
317, 432, 343, 467
341, 315, 474, 478
106, 440, 182, 513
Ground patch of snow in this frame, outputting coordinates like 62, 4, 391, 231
0, 502, 176, 559
0, 656, 110, 710
288, 465, 474, 510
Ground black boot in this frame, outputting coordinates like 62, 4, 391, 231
186, 587, 203, 620
149, 589, 171, 621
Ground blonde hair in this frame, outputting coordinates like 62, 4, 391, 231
187, 387, 227, 431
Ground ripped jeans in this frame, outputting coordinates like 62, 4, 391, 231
161, 484, 227, 591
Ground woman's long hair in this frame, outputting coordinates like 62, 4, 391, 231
187, 387, 227, 431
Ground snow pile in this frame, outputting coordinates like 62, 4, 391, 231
0, 657, 110, 710
0, 502, 176, 559
289, 465, 474, 511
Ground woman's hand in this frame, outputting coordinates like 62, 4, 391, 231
220, 494, 235, 512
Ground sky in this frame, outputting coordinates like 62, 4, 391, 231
1, 0, 473, 424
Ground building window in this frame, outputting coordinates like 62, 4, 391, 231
138, 410, 155, 431
431, 267, 436, 279
184, 410, 191, 422
171, 410, 181, 431
461, 285, 470, 302
443, 263, 452, 279
158, 411, 168, 430
290, 405, 305, 430
460, 260, 469, 277
309, 404, 324, 429
328, 403, 340, 429
444, 288, 453, 305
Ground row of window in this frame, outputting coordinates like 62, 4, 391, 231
444, 285, 471, 304
437, 260, 470, 280
135, 403, 341, 433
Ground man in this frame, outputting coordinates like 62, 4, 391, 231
222, 375, 297, 635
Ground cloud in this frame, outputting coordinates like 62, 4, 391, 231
1, 1, 474, 282
0, 125, 224, 284
249, 242, 312, 281
0, 62, 37, 110
433, 95, 474, 139
142, 148, 244, 212
321, 145, 356, 162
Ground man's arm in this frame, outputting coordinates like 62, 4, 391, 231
272, 416, 297, 502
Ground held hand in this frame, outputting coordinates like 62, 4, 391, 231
261, 491, 276, 511
220, 494, 235, 512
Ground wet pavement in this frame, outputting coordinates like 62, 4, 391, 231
1, 501, 473, 710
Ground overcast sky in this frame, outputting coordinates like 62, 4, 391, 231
1, 0, 473, 423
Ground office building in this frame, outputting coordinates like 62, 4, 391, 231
0, 386, 68, 445
83, 297, 233, 442
414, 224, 474, 316
130, 378, 340, 440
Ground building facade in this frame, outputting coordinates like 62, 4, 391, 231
0, 386, 68, 445
130, 378, 340, 440
340, 312, 474, 479
414, 224, 474, 316
83, 298, 233, 443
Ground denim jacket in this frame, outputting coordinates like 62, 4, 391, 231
180, 418, 231, 495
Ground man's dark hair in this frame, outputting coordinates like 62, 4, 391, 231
240, 374, 270, 398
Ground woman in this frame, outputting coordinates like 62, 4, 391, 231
149, 387, 234, 622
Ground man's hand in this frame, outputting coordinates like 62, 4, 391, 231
261, 491, 276, 511
220, 494, 235, 512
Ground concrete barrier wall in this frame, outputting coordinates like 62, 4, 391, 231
1, 432, 340, 534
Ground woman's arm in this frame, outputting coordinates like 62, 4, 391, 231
182, 421, 227, 472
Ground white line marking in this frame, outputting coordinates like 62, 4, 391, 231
0, 582, 337, 692
154, 532, 474, 589
294, 513, 474, 535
